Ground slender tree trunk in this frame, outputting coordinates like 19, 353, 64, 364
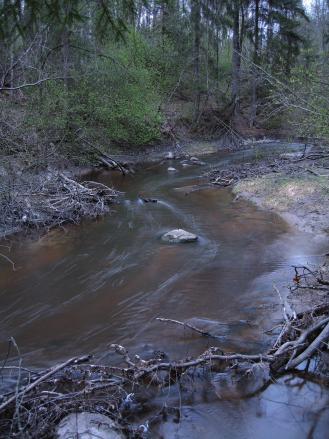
250, 0, 259, 127
266, 0, 273, 64
191, 0, 201, 122
61, 26, 70, 134
62, 28, 70, 91
216, 27, 219, 92
232, 0, 241, 119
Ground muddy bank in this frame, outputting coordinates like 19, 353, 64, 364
207, 147, 329, 235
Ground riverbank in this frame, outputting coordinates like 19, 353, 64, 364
207, 146, 329, 236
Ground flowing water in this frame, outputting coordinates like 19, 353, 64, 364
1, 143, 329, 437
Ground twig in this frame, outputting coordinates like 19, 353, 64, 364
156, 317, 224, 340
0, 253, 16, 271
0, 356, 90, 412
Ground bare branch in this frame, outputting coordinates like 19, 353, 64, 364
0, 76, 65, 91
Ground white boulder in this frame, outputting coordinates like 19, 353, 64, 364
165, 151, 175, 159
161, 229, 198, 243
56, 412, 124, 439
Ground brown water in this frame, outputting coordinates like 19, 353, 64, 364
1, 144, 329, 437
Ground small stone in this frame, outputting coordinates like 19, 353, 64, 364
165, 151, 175, 159
161, 229, 198, 243
189, 156, 206, 165
56, 412, 124, 439
279, 152, 303, 160
167, 167, 178, 172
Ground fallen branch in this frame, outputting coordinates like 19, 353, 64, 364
80, 137, 128, 175
0, 355, 90, 412
287, 321, 329, 370
156, 317, 224, 340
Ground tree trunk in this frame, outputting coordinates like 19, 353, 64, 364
191, 0, 201, 122
250, 0, 260, 127
232, 0, 241, 120
266, 0, 273, 63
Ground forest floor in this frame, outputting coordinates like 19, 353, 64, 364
207, 146, 329, 236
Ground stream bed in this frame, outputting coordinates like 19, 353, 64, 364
1, 143, 329, 437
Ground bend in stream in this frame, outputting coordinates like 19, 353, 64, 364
1, 143, 329, 437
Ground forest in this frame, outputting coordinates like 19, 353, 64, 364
1, 1, 329, 439
0, 0, 328, 153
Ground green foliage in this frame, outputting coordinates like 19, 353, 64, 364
285, 57, 329, 140
0, 0, 135, 41
27, 32, 164, 147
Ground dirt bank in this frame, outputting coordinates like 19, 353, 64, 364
207, 147, 329, 236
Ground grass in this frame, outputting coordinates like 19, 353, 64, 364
233, 173, 329, 214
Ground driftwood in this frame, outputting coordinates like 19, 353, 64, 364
0, 171, 121, 237
81, 137, 129, 175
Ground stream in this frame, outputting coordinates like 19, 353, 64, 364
1, 143, 329, 437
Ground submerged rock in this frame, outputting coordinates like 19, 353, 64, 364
57, 412, 124, 439
185, 317, 230, 336
212, 363, 270, 399
161, 229, 198, 243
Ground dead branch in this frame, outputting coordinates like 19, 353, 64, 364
286, 321, 329, 370
80, 137, 128, 175
0, 76, 65, 91
156, 317, 224, 340
0, 355, 90, 412
0, 171, 121, 235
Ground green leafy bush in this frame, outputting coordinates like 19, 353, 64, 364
27, 31, 164, 148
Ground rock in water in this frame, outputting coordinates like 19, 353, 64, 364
57, 412, 124, 439
161, 229, 198, 243
167, 167, 178, 172
165, 151, 175, 159
190, 156, 206, 165
212, 363, 270, 400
